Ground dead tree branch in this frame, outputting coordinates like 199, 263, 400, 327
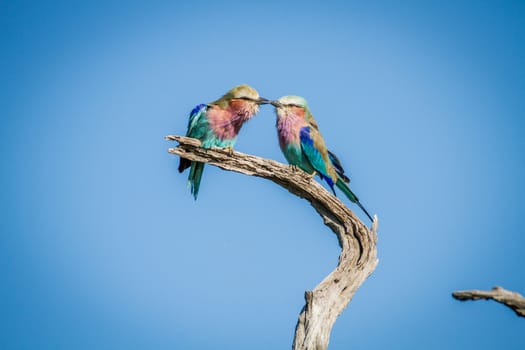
166, 135, 379, 350
452, 286, 525, 317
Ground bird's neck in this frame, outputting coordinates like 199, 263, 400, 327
228, 100, 258, 121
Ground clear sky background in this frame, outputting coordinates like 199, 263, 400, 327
2, 1, 524, 349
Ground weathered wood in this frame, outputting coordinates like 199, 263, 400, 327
452, 286, 525, 317
166, 135, 379, 349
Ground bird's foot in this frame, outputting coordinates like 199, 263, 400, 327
289, 164, 299, 172
223, 146, 234, 156
307, 171, 317, 180
211, 146, 234, 156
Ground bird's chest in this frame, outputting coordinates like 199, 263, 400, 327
208, 110, 247, 140
277, 116, 303, 148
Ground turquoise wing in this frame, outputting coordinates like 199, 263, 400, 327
186, 103, 209, 139
179, 104, 209, 173
299, 126, 334, 188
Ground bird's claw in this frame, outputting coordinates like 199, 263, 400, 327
289, 165, 299, 172
223, 146, 234, 156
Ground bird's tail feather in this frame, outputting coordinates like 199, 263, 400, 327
188, 162, 205, 200
336, 177, 373, 222
178, 157, 191, 173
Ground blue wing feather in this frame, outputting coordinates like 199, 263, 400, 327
186, 103, 208, 138
299, 126, 334, 188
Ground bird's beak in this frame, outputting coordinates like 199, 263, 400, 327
270, 100, 282, 108
256, 97, 270, 105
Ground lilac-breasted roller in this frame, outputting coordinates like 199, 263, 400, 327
178, 85, 269, 199
271, 95, 373, 222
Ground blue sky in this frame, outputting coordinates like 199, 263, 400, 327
1, 1, 524, 349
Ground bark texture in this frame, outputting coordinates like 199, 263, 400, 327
452, 286, 525, 317
166, 135, 379, 350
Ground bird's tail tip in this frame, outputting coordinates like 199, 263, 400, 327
356, 201, 374, 223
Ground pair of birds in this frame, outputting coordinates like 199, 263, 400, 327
178, 84, 373, 222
